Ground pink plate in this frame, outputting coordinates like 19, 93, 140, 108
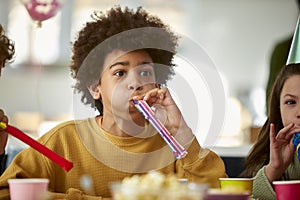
204, 193, 250, 200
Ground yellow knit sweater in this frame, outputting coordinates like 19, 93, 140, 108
0, 118, 227, 199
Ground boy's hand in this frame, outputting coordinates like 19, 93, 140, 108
133, 87, 190, 137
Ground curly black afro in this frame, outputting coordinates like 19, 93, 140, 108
70, 6, 179, 115
0, 24, 15, 71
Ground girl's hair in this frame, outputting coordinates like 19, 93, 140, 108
70, 6, 178, 115
0, 24, 15, 68
241, 63, 300, 177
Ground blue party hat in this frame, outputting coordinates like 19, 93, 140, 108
287, 15, 300, 65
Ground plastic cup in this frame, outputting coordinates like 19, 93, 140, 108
219, 178, 253, 195
8, 178, 49, 200
273, 180, 300, 200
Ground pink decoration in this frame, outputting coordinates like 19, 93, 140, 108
22, 0, 63, 27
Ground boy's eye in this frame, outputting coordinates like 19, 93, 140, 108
140, 70, 152, 77
114, 70, 125, 77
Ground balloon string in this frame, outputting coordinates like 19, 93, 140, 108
37, 21, 42, 28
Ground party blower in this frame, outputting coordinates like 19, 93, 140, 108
293, 132, 300, 161
0, 122, 73, 172
133, 100, 188, 159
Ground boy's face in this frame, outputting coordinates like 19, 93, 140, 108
280, 75, 300, 127
93, 49, 157, 120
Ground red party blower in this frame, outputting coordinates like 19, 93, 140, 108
0, 122, 73, 172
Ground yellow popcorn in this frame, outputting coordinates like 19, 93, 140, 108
110, 171, 207, 200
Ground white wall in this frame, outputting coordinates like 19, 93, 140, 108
181, 0, 299, 95
0, 67, 74, 118
0, 0, 299, 126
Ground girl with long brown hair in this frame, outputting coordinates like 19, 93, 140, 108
241, 63, 300, 199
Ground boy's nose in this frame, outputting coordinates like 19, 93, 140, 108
128, 82, 143, 91
127, 71, 143, 91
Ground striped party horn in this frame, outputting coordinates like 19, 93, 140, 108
133, 100, 188, 159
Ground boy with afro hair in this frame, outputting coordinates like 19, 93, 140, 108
0, 6, 227, 200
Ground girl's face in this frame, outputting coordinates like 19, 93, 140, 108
280, 75, 300, 127
96, 49, 157, 120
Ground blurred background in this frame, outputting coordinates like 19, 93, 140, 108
0, 0, 299, 165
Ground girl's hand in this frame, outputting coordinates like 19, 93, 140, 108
0, 109, 8, 155
265, 123, 300, 182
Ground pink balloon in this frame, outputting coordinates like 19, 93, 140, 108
22, 0, 62, 23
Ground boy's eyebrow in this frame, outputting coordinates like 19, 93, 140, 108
141, 61, 154, 66
109, 61, 129, 69
109, 61, 154, 69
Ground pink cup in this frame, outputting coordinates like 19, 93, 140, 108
273, 180, 300, 200
8, 178, 49, 200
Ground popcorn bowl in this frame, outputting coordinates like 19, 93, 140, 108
110, 181, 208, 200
109, 171, 208, 200
110, 182, 160, 200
